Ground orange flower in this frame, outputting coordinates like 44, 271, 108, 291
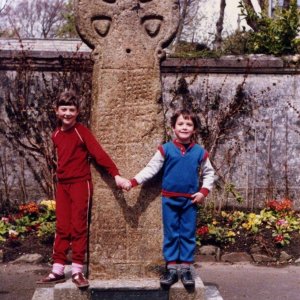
266, 199, 292, 212
19, 202, 39, 214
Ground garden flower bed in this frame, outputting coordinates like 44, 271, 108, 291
196, 199, 300, 263
0, 200, 56, 262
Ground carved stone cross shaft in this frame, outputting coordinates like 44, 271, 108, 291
75, 0, 179, 279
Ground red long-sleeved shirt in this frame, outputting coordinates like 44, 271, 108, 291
52, 123, 119, 184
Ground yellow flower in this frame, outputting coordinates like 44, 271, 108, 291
227, 230, 236, 237
221, 211, 228, 218
242, 223, 251, 230
248, 213, 257, 220
40, 200, 56, 211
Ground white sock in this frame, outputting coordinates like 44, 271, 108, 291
72, 263, 83, 275
181, 263, 191, 270
52, 263, 65, 276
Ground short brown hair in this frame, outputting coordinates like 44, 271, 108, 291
170, 109, 199, 130
56, 90, 79, 109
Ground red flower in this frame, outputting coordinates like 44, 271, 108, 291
274, 235, 284, 243
266, 200, 280, 211
266, 199, 292, 212
13, 213, 24, 220
197, 226, 209, 235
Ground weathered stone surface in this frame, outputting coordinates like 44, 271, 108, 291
169, 276, 206, 300
75, 0, 179, 279
32, 288, 54, 300
54, 280, 89, 300
199, 245, 218, 256
279, 251, 292, 262
221, 252, 252, 263
54, 277, 206, 300
11, 253, 43, 264
251, 254, 276, 263
205, 284, 224, 300
196, 245, 221, 262
249, 245, 262, 254
196, 254, 217, 262
294, 257, 300, 265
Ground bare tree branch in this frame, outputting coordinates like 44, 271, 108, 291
173, 0, 199, 49
283, 0, 291, 8
257, 0, 268, 12
214, 0, 226, 50
0, 0, 9, 13
3, 0, 67, 38
241, 0, 260, 31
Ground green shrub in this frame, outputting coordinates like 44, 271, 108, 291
222, 30, 252, 55
239, 0, 300, 55
37, 222, 56, 244
171, 41, 222, 58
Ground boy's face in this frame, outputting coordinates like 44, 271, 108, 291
172, 114, 195, 144
55, 105, 79, 130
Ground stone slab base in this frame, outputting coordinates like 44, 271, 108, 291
32, 287, 54, 300
32, 277, 223, 300
43, 277, 207, 300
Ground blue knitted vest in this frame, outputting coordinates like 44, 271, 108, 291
161, 141, 206, 195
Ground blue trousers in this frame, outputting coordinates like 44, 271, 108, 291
162, 196, 197, 263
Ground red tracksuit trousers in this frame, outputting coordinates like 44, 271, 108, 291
52, 180, 92, 265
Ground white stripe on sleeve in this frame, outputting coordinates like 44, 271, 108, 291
200, 158, 215, 191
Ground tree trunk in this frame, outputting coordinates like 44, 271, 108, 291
173, 0, 189, 50
214, 0, 226, 50
283, 0, 291, 9
257, 0, 268, 13
242, 0, 259, 31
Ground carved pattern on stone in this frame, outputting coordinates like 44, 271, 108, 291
92, 16, 112, 37
76, 0, 179, 64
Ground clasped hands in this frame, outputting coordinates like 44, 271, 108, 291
114, 175, 132, 191
115, 176, 205, 203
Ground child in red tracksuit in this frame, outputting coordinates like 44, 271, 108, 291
37, 90, 129, 288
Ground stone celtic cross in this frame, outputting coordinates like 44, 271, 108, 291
75, 0, 179, 279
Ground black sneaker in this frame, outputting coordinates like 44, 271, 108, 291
180, 268, 195, 288
160, 268, 178, 288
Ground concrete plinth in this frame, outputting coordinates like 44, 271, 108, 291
35, 277, 207, 300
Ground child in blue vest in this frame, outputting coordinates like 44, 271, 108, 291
124, 109, 215, 288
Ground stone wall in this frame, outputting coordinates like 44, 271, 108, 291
1, 40, 300, 209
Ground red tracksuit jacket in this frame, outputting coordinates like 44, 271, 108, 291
52, 123, 119, 183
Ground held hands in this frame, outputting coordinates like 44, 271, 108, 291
114, 175, 132, 191
122, 181, 132, 191
191, 192, 205, 204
